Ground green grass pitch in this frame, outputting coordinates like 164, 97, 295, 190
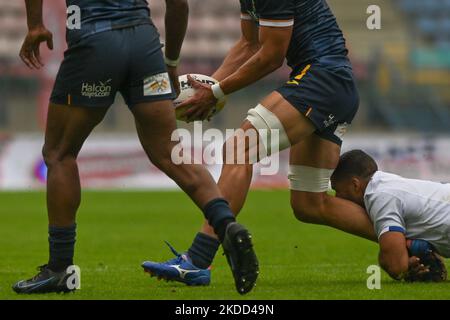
0, 190, 449, 300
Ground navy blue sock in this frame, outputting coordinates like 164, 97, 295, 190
187, 232, 220, 269
203, 198, 235, 242
48, 224, 76, 272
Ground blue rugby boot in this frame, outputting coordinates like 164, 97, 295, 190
142, 241, 211, 286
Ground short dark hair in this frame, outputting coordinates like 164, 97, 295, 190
331, 150, 378, 184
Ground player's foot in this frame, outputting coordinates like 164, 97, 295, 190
142, 241, 211, 286
12, 264, 75, 294
222, 222, 259, 295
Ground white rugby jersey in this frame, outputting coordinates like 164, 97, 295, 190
364, 171, 450, 258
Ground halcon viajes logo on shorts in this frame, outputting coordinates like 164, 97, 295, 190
81, 79, 112, 98
144, 72, 172, 96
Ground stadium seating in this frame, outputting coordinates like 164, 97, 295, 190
0, 0, 240, 63
0, 0, 27, 62
361, 0, 450, 132
396, 0, 450, 44
1, 1, 448, 64
0, 0, 449, 133
149, 0, 240, 60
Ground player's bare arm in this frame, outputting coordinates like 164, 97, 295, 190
212, 20, 261, 81
164, 0, 189, 96
180, 24, 292, 121
219, 25, 292, 94
378, 231, 429, 280
20, 0, 53, 69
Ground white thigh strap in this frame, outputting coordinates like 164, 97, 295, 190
245, 104, 291, 156
288, 165, 333, 192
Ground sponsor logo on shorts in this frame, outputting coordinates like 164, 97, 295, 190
81, 79, 112, 98
144, 72, 172, 96
323, 114, 337, 128
246, 10, 259, 21
334, 123, 348, 140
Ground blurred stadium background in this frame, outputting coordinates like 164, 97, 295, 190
1, 0, 450, 190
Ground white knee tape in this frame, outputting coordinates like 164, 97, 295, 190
245, 104, 291, 156
288, 165, 333, 192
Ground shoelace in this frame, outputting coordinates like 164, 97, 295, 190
37, 264, 48, 271
164, 241, 180, 256
30, 264, 49, 281
163, 241, 212, 271
163, 241, 185, 264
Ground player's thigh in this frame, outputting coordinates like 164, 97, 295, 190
288, 134, 340, 211
120, 25, 177, 164
121, 24, 175, 107
43, 103, 108, 161
256, 91, 316, 145
221, 90, 315, 164
46, 29, 130, 160
282, 64, 358, 206
130, 99, 178, 163
50, 30, 126, 110
276, 64, 359, 150
243, 91, 316, 161
289, 134, 340, 169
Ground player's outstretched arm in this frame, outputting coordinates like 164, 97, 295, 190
20, 0, 53, 69
164, 0, 189, 96
212, 20, 261, 82
378, 232, 409, 280
378, 232, 429, 281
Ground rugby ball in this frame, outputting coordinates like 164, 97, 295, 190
174, 74, 227, 122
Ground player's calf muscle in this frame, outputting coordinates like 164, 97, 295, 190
218, 164, 252, 214
162, 161, 220, 208
173, 165, 208, 194
145, 148, 174, 172
139, 140, 210, 199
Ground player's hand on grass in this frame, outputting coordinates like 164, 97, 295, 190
20, 26, 53, 69
167, 65, 181, 98
404, 254, 447, 282
404, 256, 430, 281
404, 240, 448, 282
179, 75, 217, 122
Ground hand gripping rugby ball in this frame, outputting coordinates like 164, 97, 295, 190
174, 74, 227, 122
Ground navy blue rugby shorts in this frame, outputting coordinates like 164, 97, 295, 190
51, 23, 175, 109
276, 64, 359, 146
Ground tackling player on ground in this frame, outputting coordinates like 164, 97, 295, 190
331, 150, 448, 282
143, 0, 378, 284
13, 0, 258, 295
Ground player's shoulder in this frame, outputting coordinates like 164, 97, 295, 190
364, 171, 405, 202
368, 171, 405, 190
